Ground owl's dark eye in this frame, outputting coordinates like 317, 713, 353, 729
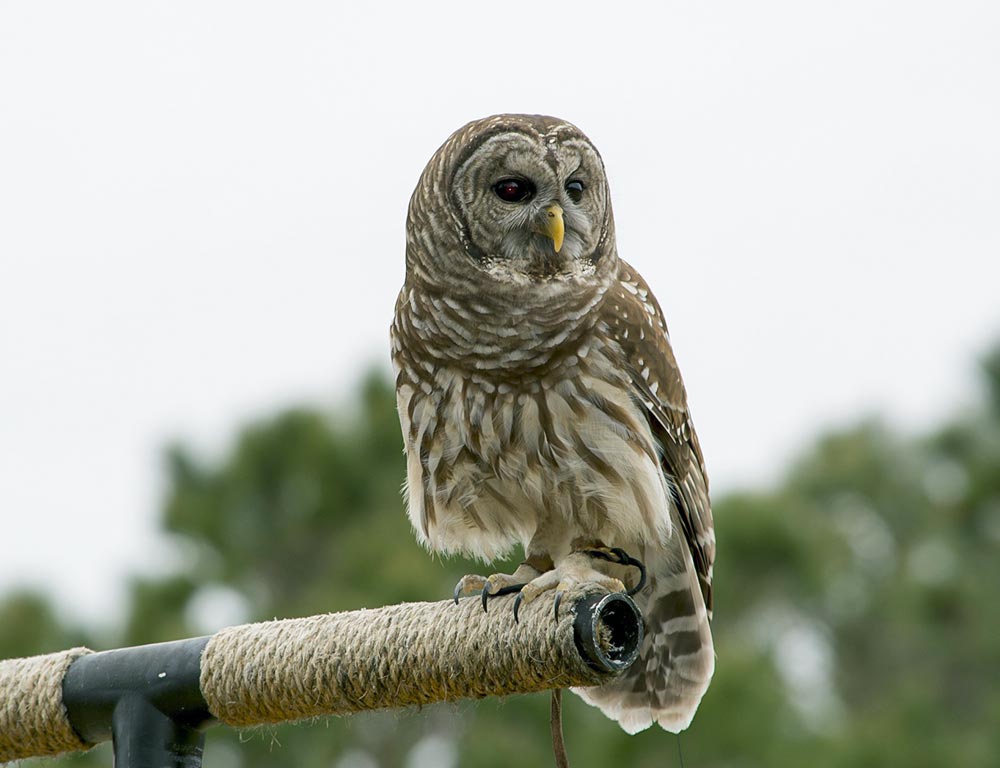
565, 179, 585, 203
493, 178, 535, 203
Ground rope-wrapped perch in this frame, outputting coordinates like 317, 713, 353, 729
0, 587, 641, 763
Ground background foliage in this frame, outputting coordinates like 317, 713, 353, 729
5, 348, 1000, 767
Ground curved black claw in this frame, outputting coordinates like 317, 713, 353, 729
513, 592, 524, 624
453, 581, 464, 605
553, 590, 564, 622
611, 547, 647, 596
586, 547, 648, 596
479, 583, 528, 614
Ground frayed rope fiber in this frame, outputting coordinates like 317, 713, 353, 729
200, 586, 613, 727
0, 647, 93, 762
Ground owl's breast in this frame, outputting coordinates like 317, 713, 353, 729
393, 333, 673, 561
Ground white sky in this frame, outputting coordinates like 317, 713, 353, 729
1, 1, 998, 626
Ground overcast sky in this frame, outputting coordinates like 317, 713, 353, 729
2, 1, 998, 626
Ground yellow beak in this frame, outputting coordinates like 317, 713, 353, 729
542, 204, 565, 253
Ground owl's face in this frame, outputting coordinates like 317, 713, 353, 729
447, 116, 612, 285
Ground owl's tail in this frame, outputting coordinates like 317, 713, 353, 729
571, 546, 715, 734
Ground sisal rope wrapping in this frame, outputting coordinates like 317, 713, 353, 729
0, 647, 93, 763
200, 587, 614, 727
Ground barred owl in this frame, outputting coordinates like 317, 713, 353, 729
391, 114, 715, 733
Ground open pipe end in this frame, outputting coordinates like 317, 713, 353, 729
573, 592, 643, 673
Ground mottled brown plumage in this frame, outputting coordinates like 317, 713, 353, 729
391, 114, 715, 733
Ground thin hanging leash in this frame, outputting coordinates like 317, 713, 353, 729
550, 689, 569, 768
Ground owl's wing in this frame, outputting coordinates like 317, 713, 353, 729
600, 260, 715, 613
572, 260, 715, 734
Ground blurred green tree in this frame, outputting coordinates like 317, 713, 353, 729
7, 346, 1000, 767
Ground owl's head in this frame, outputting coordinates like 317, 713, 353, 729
406, 114, 617, 293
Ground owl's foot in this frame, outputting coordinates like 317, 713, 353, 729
452, 561, 546, 612
513, 547, 646, 622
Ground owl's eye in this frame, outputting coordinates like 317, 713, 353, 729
565, 179, 585, 203
493, 178, 535, 203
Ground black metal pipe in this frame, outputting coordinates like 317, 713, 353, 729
573, 592, 644, 672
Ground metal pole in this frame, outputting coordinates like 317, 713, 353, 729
111, 692, 205, 768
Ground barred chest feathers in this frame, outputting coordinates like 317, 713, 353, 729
391, 283, 674, 563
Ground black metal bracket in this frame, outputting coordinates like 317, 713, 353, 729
62, 636, 215, 768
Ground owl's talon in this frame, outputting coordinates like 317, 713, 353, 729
479, 582, 527, 613
513, 592, 524, 623
553, 591, 564, 622
623, 556, 647, 596
585, 547, 647, 595
452, 573, 488, 603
